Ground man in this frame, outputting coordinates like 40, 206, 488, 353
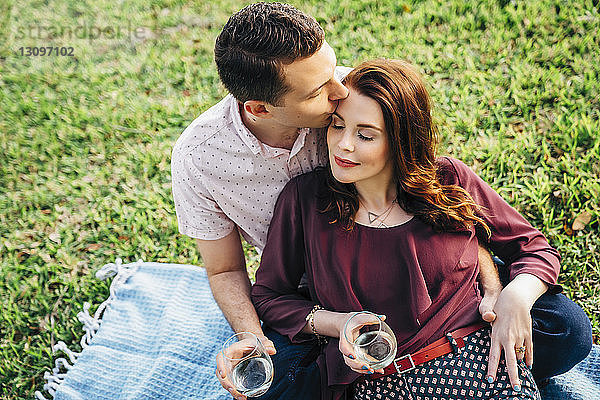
171, 3, 348, 398
171, 3, 591, 400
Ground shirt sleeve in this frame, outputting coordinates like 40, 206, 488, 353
170, 143, 235, 240
251, 178, 317, 343
441, 157, 562, 293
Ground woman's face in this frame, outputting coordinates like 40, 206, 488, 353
327, 87, 393, 186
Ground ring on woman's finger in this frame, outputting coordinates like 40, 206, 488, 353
515, 346, 526, 354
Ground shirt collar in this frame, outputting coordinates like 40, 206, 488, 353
260, 128, 310, 160
229, 96, 311, 160
229, 96, 263, 155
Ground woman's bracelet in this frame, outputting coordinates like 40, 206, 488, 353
306, 304, 328, 345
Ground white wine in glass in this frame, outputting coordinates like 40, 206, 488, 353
222, 332, 274, 397
344, 311, 397, 370
231, 356, 273, 396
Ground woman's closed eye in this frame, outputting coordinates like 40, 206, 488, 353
358, 131, 374, 141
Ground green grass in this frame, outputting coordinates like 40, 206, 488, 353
1, 0, 599, 397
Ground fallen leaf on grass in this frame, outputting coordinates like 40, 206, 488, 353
17, 250, 30, 260
49, 233, 61, 243
86, 243, 102, 251
20, 174, 33, 183
510, 122, 525, 134
572, 211, 592, 231
15, 230, 36, 240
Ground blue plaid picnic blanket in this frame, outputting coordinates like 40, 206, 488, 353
35, 260, 233, 400
36, 259, 599, 400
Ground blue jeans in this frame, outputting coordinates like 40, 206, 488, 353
493, 257, 593, 381
256, 326, 320, 400
258, 293, 592, 400
530, 292, 592, 381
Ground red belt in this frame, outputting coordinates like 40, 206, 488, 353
373, 321, 489, 379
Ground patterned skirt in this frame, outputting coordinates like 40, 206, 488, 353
353, 328, 540, 400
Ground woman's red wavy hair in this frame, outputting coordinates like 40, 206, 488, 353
323, 59, 490, 236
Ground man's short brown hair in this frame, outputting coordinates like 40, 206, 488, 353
214, 2, 324, 105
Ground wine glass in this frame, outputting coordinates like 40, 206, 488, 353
221, 332, 274, 397
343, 311, 397, 370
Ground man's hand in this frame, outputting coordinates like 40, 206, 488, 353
479, 290, 501, 323
476, 244, 503, 323
216, 335, 276, 400
485, 274, 547, 391
196, 231, 272, 397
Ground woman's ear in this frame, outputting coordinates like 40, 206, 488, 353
243, 100, 273, 119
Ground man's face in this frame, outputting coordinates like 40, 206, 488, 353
266, 42, 349, 129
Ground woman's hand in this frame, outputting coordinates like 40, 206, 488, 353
485, 286, 532, 391
215, 334, 276, 400
337, 312, 385, 375
485, 274, 547, 391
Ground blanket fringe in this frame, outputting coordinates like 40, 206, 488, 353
35, 258, 142, 400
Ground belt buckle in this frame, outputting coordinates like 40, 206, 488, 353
393, 353, 416, 374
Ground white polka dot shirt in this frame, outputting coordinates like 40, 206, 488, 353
171, 94, 328, 252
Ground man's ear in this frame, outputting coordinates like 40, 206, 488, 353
243, 100, 273, 119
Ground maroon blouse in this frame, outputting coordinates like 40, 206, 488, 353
251, 157, 561, 399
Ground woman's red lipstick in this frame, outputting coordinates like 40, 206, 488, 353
334, 156, 359, 168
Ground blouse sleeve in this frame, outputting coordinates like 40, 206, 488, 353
251, 178, 318, 343
441, 157, 562, 293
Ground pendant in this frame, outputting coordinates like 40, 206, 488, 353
367, 212, 379, 223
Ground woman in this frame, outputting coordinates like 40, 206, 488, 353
251, 59, 560, 399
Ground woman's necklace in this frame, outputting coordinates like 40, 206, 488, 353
359, 197, 398, 228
